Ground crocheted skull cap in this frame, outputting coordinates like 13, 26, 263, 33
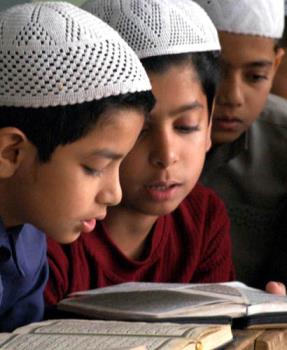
82, 0, 220, 59
0, 1, 151, 108
195, 0, 284, 39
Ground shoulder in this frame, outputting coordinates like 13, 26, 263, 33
20, 225, 48, 279
19, 224, 47, 254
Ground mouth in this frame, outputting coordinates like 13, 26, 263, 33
81, 218, 96, 233
145, 181, 181, 201
81, 213, 106, 234
213, 115, 243, 131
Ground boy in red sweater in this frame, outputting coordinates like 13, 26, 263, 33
45, 0, 235, 306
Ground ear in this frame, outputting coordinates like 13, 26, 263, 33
0, 127, 28, 178
272, 47, 285, 75
205, 100, 215, 152
206, 119, 212, 152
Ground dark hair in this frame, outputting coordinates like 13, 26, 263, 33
279, 17, 287, 48
141, 51, 220, 119
0, 91, 155, 162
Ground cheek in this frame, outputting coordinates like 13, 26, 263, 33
37, 169, 90, 212
246, 88, 269, 122
119, 155, 147, 196
121, 147, 147, 175
120, 162, 140, 189
191, 131, 211, 150
186, 144, 209, 173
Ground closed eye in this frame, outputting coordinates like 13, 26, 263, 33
82, 165, 103, 177
247, 73, 268, 83
175, 125, 200, 133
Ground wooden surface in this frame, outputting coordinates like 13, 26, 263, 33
223, 329, 287, 350
224, 330, 264, 349
255, 329, 287, 350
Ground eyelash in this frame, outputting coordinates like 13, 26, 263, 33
82, 165, 102, 177
249, 75, 268, 83
175, 125, 200, 133
138, 124, 200, 138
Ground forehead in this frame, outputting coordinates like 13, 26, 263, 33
96, 106, 145, 128
147, 64, 207, 117
56, 108, 144, 158
219, 31, 277, 67
148, 64, 202, 94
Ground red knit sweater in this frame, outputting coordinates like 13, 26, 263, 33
45, 183, 235, 305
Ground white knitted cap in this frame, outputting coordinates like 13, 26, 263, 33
195, 0, 284, 39
0, 1, 151, 108
82, 0, 220, 59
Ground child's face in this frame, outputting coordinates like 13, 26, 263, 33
212, 32, 284, 145
118, 64, 211, 217
9, 108, 144, 243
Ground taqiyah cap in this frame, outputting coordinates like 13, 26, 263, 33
195, 0, 284, 39
0, 1, 151, 108
82, 0, 220, 59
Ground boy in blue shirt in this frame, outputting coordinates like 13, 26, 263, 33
0, 1, 153, 331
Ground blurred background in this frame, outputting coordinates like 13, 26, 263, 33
0, 0, 86, 11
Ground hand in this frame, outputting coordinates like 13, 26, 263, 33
265, 281, 286, 295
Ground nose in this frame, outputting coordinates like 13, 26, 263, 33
96, 170, 122, 207
149, 130, 178, 169
217, 73, 244, 108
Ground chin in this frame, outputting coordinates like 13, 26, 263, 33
212, 132, 242, 145
49, 230, 81, 244
139, 203, 180, 217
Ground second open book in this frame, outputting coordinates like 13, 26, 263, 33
58, 281, 287, 328
1, 319, 232, 350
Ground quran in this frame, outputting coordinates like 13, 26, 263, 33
0, 319, 232, 350
58, 281, 287, 328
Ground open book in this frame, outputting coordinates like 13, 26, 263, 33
0, 319, 232, 350
58, 282, 287, 328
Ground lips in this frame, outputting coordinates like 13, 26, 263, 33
81, 218, 96, 233
81, 212, 106, 233
213, 115, 243, 131
145, 181, 180, 201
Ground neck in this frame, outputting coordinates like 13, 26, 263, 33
104, 205, 158, 260
0, 181, 22, 228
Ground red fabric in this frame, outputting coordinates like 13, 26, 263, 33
45, 183, 235, 305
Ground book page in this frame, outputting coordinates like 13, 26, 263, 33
0, 333, 193, 350
59, 290, 229, 319
190, 283, 287, 316
70, 282, 246, 304
70, 282, 192, 296
237, 287, 287, 305
11, 319, 232, 350
15, 319, 213, 337
0, 334, 13, 344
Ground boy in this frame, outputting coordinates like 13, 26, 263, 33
272, 2, 287, 99
195, 0, 287, 288
45, 0, 235, 306
0, 1, 153, 331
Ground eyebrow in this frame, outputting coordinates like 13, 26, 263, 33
221, 59, 273, 70
244, 60, 273, 69
169, 101, 203, 116
89, 149, 123, 160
